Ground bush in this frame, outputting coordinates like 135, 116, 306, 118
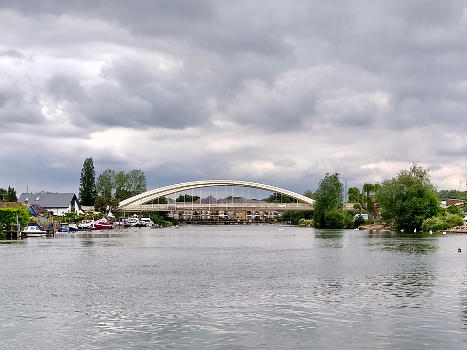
0, 207, 30, 230
281, 211, 313, 225
298, 219, 313, 227
323, 209, 354, 229
446, 204, 461, 216
421, 213, 463, 232
353, 215, 367, 227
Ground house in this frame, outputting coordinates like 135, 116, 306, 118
18, 192, 82, 216
441, 199, 466, 209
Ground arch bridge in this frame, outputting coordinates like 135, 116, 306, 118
117, 180, 314, 213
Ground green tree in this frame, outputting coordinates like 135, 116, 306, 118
115, 171, 130, 201
437, 189, 467, 201
348, 183, 380, 219
265, 192, 294, 203
0, 186, 17, 202
127, 169, 147, 197
0, 188, 6, 201
347, 187, 360, 203
97, 169, 115, 199
377, 164, 439, 230
6, 186, 17, 201
304, 190, 315, 199
176, 194, 200, 202
114, 169, 147, 201
79, 157, 97, 205
313, 173, 344, 228
446, 204, 461, 216
94, 196, 120, 214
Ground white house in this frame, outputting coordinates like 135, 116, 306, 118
19, 192, 82, 216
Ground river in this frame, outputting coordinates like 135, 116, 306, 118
0, 225, 466, 349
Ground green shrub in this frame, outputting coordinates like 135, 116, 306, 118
0, 207, 30, 230
446, 204, 461, 216
421, 213, 463, 232
354, 215, 367, 227
298, 219, 313, 227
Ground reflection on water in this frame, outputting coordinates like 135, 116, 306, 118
0, 226, 465, 350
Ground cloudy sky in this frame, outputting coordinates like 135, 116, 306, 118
0, 0, 466, 196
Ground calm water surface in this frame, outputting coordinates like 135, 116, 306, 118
0, 225, 466, 349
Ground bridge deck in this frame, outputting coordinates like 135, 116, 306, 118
120, 203, 313, 212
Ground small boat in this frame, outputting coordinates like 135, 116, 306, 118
125, 215, 144, 227
58, 225, 69, 232
140, 217, 154, 227
92, 219, 113, 230
22, 225, 47, 237
78, 220, 94, 230
58, 223, 79, 232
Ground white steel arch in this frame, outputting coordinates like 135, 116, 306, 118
118, 180, 315, 210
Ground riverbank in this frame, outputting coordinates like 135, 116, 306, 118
358, 222, 467, 234
359, 223, 394, 231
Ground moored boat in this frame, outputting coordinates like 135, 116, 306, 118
140, 217, 154, 227
125, 214, 144, 227
22, 225, 47, 237
77, 220, 93, 230
92, 219, 112, 230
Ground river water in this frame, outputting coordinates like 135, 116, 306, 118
0, 225, 466, 349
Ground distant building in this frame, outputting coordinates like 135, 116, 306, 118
18, 192, 81, 216
441, 199, 465, 209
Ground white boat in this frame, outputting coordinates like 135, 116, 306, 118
140, 217, 154, 227
125, 215, 144, 227
78, 220, 94, 230
22, 225, 47, 237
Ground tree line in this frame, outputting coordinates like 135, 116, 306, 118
0, 186, 17, 202
78, 157, 147, 213
310, 164, 465, 231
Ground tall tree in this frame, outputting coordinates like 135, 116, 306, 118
6, 186, 17, 202
114, 169, 147, 201
313, 173, 344, 228
96, 169, 115, 200
115, 171, 130, 201
347, 187, 361, 202
79, 157, 97, 205
377, 164, 439, 230
0, 188, 7, 201
127, 169, 147, 197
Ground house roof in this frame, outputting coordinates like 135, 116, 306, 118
0, 201, 23, 208
29, 204, 48, 215
18, 192, 78, 208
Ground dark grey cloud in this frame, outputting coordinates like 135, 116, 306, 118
0, 0, 465, 192
0, 48, 26, 59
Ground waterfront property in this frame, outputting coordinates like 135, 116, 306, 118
18, 192, 82, 216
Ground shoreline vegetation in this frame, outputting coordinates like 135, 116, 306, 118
296, 163, 465, 233
1, 162, 466, 236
